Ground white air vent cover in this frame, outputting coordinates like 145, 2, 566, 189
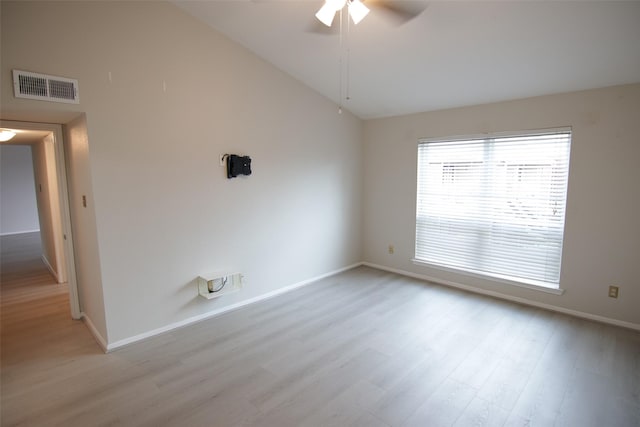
13, 70, 79, 104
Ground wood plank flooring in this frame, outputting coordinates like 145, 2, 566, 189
2, 232, 639, 426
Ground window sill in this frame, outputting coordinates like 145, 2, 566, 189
411, 259, 565, 296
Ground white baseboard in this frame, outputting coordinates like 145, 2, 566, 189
41, 254, 61, 283
106, 262, 364, 352
363, 262, 640, 332
0, 229, 40, 236
81, 312, 108, 352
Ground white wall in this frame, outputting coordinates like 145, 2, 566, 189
31, 139, 56, 277
9, 1, 634, 345
363, 84, 640, 327
0, 145, 39, 235
1, 1, 363, 345
31, 135, 67, 282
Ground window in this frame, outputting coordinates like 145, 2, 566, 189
415, 129, 571, 289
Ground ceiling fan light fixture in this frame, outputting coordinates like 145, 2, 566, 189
348, 0, 369, 25
315, 2, 337, 27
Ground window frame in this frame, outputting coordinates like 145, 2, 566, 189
413, 128, 571, 295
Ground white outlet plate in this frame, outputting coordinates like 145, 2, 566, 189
198, 272, 242, 300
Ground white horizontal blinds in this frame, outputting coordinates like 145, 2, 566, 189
416, 130, 571, 287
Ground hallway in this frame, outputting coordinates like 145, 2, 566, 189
1, 232, 65, 303
0, 232, 100, 406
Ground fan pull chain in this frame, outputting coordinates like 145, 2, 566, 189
338, 7, 344, 114
346, 9, 351, 102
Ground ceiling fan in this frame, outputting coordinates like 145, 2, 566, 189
311, 1, 428, 113
314, 0, 427, 28
316, 0, 369, 26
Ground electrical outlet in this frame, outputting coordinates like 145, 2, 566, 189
608, 285, 619, 298
388, 244, 394, 254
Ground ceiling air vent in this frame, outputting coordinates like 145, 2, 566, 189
12, 69, 79, 104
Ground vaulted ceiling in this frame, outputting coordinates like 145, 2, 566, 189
174, 1, 640, 119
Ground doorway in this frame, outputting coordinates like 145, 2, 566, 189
0, 121, 80, 319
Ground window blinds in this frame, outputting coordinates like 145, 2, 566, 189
415, 129, 571, 288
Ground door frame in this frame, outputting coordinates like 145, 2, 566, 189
1, 119, 81, 319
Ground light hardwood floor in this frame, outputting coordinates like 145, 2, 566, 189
1, 232, 639, 426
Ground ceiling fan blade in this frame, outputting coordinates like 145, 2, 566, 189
366, 0, 429, 26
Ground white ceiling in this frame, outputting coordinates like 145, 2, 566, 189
174, 1, 640, 119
